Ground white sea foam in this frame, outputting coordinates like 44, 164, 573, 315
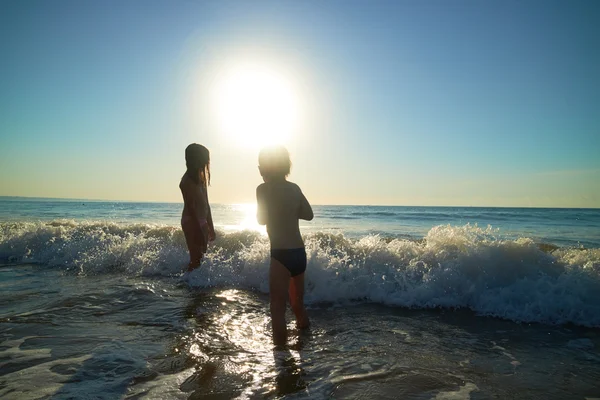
1, 221, 600, 327
433, 382, 479, 400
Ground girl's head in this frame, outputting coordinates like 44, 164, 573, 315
185, 143, 210, 186
258, 145, 291, 182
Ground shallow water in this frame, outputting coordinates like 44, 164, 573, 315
2, 264, 599, 399
2, 199, 600, 398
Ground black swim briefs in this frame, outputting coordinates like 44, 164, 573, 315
270, 248, 307, 277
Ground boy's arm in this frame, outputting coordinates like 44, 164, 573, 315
298, 187, 314, 221
256, 185, 268, 225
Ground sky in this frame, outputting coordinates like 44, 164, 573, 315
1, 0, 599, 207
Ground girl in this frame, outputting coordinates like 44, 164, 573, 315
256, 145, 313, 345
180, 143, 215, 271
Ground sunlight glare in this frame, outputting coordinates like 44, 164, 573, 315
214, 62, 300, 148
237, 203, 265, 233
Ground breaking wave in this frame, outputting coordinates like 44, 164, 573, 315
1, 220, 599, 327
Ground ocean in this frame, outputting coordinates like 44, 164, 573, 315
1, 197, 599, 399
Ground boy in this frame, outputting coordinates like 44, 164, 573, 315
256, 146, 313, 345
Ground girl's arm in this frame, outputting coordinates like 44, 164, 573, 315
205, 187, 215, 241
181, 179, 199, 222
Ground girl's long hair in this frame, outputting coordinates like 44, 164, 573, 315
185, 143, 210, 186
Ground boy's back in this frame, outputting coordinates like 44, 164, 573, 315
257, 180, 313, 249
256, 145, 313, 345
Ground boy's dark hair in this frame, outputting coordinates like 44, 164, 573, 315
185, 143, 210, 186
258, 145, 291, 180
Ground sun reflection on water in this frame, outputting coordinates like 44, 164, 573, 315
222, 203, 267, 234
178, 289, 307, 398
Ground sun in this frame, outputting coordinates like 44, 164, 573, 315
214, 62, 300, 148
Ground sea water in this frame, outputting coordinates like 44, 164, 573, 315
1, 197, 599, 399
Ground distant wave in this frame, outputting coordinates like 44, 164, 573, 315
349, 211, 400, 217
1, 221, 599, 328
322, 210, 512, 221
335, 210, 538, 221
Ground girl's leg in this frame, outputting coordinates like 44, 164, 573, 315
289, 273, 309, 329
187, 251, 202, 271
182, 223, 203, 271
269, 257, 291, 345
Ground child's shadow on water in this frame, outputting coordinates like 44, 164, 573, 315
273, 349, 307, 397
272, 330, 311, 397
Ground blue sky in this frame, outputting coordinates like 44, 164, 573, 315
1, 0, 598, 207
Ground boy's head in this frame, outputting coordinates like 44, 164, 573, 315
258, 145, 291, 181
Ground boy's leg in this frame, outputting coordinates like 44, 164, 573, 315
289, 273, 310, 329
270, 258, 290, 345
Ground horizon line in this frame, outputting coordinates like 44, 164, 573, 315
1, 195, 598, 210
